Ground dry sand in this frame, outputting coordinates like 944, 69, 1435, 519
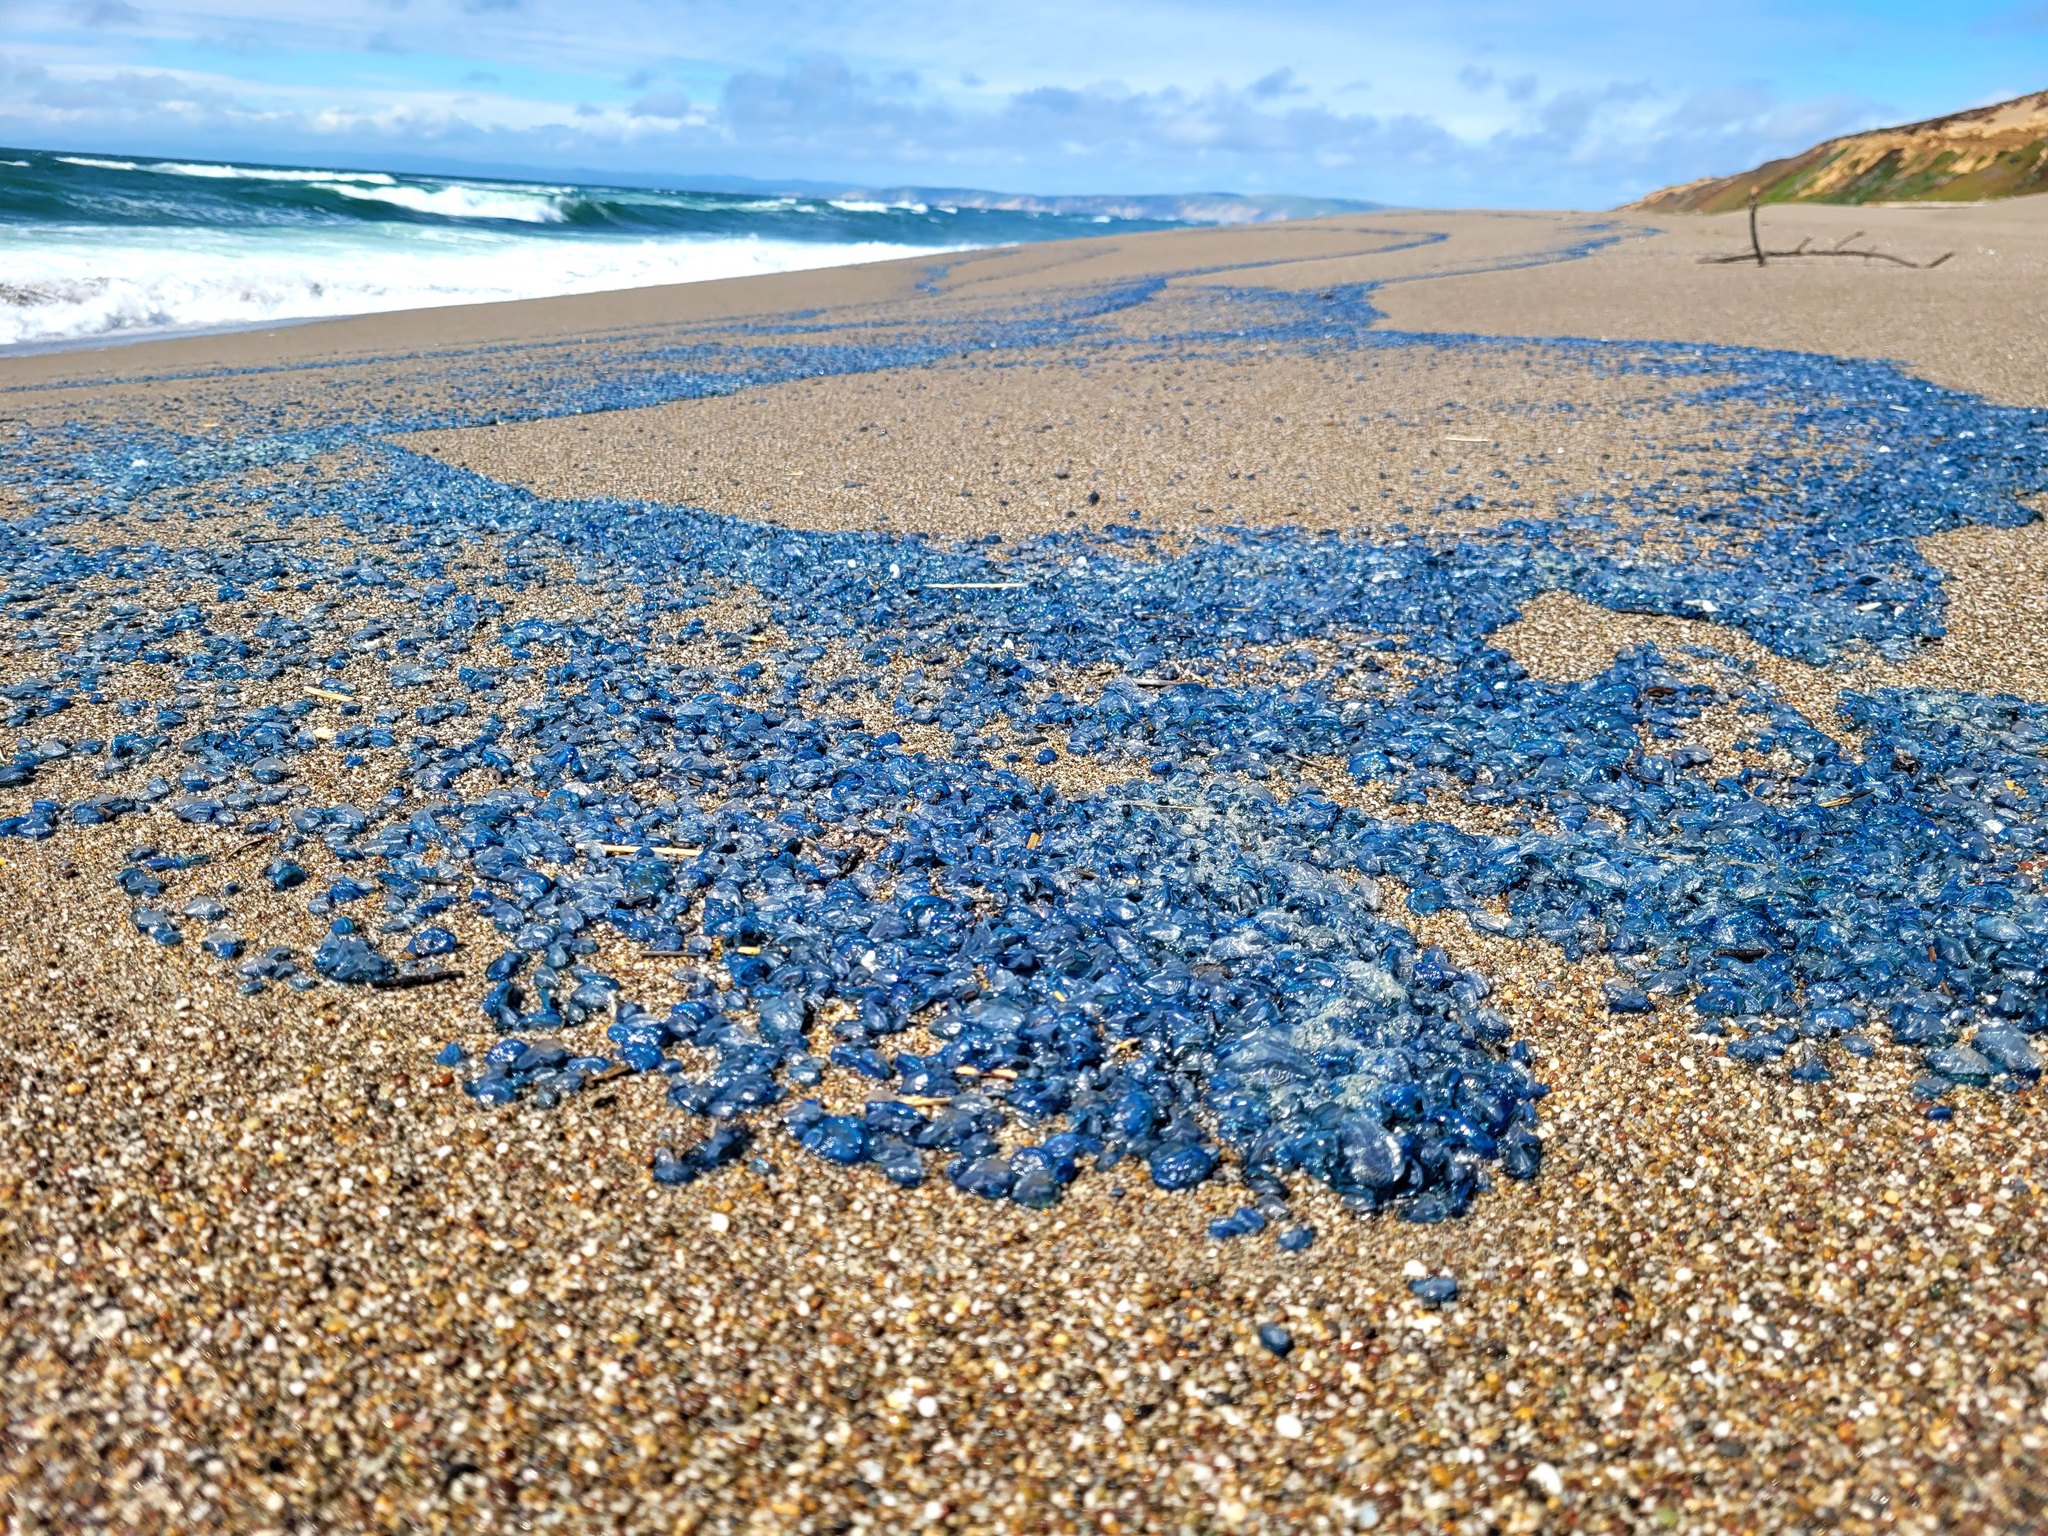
2, 207, 2047, 1536
1374, 202, 2048, 410
403, 342, 1779, 541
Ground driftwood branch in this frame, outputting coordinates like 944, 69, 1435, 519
1706, 188, 1952, 270
1699, 247, 1954, 269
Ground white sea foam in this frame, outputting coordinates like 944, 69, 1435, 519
56, 155, 140, 170
0, 226, 964, 347
829, 199, 930, 215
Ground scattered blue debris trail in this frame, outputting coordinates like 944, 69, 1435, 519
3, 211, 2046, 1251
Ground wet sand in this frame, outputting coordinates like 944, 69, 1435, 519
2, 208, 2046, 1535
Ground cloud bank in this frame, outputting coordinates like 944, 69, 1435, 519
0, 0, 1964, 204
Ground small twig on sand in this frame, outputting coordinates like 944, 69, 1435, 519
370, 968, 464, 991
215, 838, 278, 869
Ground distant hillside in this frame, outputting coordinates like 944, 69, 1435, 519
307, 156, 1384, 225
781, 186, 1382, 224
1632, 89, 2048, 212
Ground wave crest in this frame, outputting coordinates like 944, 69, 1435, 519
155, 162, 398, 186
323, 181, 571, 223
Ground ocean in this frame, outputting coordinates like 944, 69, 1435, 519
0, 147, 1188, 349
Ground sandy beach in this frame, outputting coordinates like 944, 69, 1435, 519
3, 206, 2046, 1535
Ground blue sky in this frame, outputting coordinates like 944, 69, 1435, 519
1, 0, 2044, 204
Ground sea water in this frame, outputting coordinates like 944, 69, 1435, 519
0, 147, 1185, 348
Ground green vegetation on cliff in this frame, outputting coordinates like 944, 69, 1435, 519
1633, 90, 2048, 212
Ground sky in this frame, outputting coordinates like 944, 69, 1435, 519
1, 0, 2045, 206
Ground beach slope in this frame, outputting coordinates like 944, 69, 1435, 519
2, 209, 2046, 1535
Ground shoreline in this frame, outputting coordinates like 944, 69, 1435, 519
0, 237, 990, 364
0, 310, 339, 361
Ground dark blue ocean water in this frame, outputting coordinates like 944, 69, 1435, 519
0, 145, 1178, 347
